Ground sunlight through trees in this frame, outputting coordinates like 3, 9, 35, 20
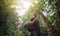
0, 0, 60, 36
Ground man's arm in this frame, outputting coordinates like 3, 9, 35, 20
29, 16, 38, 25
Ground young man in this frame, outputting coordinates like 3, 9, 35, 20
28, 12, 40, 36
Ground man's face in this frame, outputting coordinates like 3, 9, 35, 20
34, 12, 38, 17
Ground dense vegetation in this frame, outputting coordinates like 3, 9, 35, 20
21, 0, 60, 36
0, 0, 60, 36
0, 0, 18, 36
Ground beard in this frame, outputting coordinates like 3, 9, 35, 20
34, 15, 37, 17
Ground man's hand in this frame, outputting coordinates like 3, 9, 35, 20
29, 15, 38, 25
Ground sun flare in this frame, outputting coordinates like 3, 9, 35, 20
13, 0, 32, 16
11, 0, 38, 16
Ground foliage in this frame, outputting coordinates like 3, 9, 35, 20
21, 0, 60, 36
0, 0, 60, 36
0, 0, 18, 36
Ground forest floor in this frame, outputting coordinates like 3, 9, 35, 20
17, 30, 26, 36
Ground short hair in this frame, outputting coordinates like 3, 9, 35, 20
34, 12, 38, 15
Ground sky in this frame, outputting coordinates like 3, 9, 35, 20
11, 0, 39, 16
13, 0, 32, 16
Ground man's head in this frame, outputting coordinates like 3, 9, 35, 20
34, 12, 38, 17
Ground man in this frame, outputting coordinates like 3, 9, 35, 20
28, 12, 40, 36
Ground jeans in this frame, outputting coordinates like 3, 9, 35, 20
31, 31, 41, 36
31, 31, 38, 36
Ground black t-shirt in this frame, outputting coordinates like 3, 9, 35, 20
30, 17, 40, 32
28, 17, 41, 36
